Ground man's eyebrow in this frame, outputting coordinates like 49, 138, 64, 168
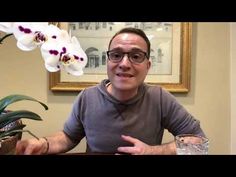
110, 47, 144, 51
109, 47, 123, 51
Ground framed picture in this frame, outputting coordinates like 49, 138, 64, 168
49, 22, 192, 93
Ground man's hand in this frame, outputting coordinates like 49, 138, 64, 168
117, 135, 154, 155
15, 138, 48, 155
117, 135, 177, 155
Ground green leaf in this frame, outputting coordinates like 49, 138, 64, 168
0, 94, 48, 113
0, 110, 42, 129
0, 123, 26, 133
0, 129, 39, 140
0, 124, 25, 139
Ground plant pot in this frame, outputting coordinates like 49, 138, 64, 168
0, 120, 23, 155
0, 134, 21, 154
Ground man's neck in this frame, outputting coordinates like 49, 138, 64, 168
106, 84, 138, 102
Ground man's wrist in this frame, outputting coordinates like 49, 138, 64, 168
42, 137, 49, 154
149, 141, 176, 155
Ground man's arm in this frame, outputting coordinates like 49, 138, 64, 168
16, 131, 78, 155
117, 135, 176, 155
149, 141, 176, 155
43, 131, 78, 154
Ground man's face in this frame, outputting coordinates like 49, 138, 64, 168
107, 33, 151, 92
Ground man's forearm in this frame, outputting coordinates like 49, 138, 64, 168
44, 131, 77, 154
149, 141, 177, 155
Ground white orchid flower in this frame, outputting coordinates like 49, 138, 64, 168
0, 23, 14, 44
12, 22, 49, 51
1, 22, 87, 76
41, 33, 87, 76
59, 36, 88, 76
0, 22, 14, 33
40, 29, 71, 72
41, 24, 65, 41
41, 41, 63, 72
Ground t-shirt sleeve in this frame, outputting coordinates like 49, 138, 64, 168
63, 91, 86, 143
160, 88, 206, 137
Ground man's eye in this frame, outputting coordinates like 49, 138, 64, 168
111, 53, 122, 58
131, 53, 142, 59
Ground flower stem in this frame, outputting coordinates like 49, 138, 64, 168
0, 33, 13, 44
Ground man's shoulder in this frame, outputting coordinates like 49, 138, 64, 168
144, 84, 175, 99
145, 84, 163, 93
83, 79, 107, 92
82, 85, 100, 95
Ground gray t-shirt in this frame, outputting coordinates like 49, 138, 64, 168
63, 79, 205, 153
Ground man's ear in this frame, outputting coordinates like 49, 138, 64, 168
147, 60, 151, 70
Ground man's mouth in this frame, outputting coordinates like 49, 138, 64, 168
116, 73, 133, 78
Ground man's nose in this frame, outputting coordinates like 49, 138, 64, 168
120, 54, 131, 65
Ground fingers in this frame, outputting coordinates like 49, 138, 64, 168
15, 140, 27, 155
115, 152, 130, 155
118, 135, 138, 154
23, 145, 36, 155
16, 140, 34, 155
121, 135, 138, 144
15, 139, 43, 155
117, 146, 135, 154
119, 135, 148, 155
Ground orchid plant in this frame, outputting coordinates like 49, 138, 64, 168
0, 22, 88, 76
0, 23, 87, 151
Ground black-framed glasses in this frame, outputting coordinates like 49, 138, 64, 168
106, 50, 148, 64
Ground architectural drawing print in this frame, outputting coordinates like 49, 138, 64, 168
68, 22, 173, 75
50, 22, 192, 93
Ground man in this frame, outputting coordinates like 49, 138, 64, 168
16, 27, 205, 155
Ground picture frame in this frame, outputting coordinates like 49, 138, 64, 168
49, 22, 192, 93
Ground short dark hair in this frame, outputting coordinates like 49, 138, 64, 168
108, 27, 151, 58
